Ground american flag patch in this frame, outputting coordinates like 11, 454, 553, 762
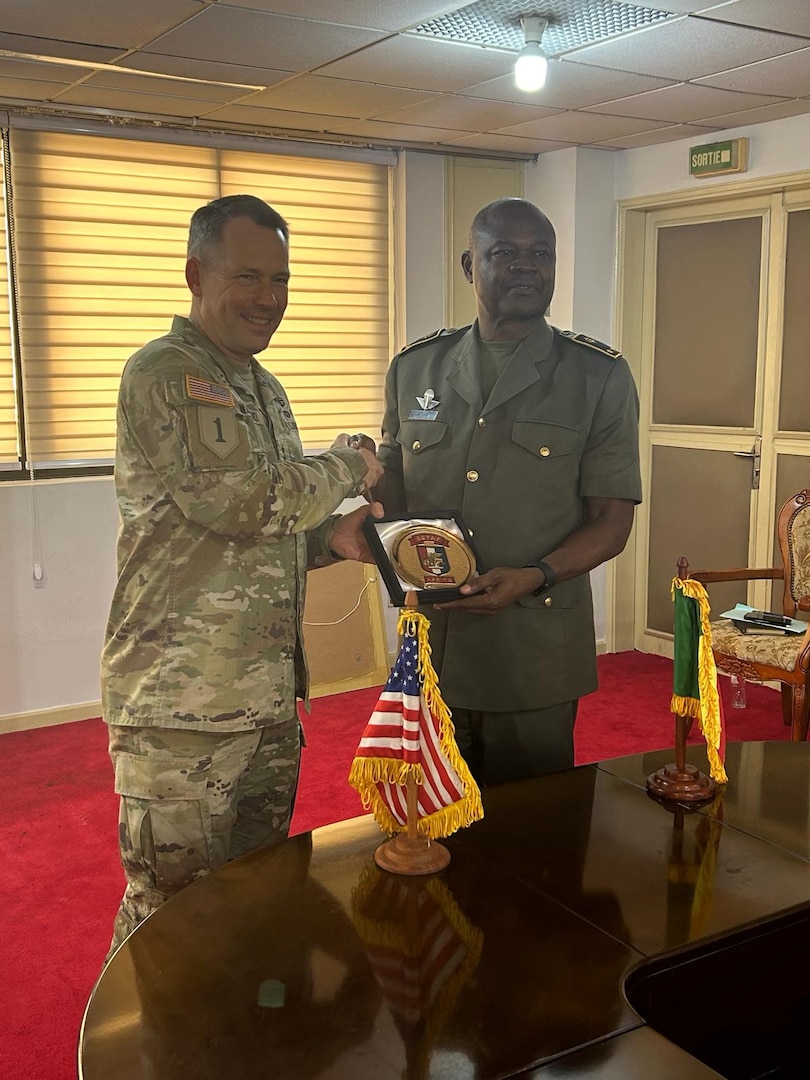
185, 374, 234, 407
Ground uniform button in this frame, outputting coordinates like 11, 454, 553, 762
478, 417, 486, 427
539, 446, 551, 457
412, 440, 421, 451
466, 470, 479, 482
544, 596, 553, 606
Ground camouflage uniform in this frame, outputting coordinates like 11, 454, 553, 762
102, 315, 367, 953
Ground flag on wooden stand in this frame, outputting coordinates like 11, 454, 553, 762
670, 576, 727, 784
348, 609, 483, 839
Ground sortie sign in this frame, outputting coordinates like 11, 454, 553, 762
689, 138, 749, 178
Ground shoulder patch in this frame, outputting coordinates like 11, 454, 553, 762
184, 374, 235, 407
398, 325, 469, 356
557, 329, 622, 360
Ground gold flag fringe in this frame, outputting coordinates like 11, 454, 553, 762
670, 577, 728, 784
348, 609, 483, 839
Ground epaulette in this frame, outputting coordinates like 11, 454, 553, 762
557, 329, 622, 360
398, 325, 469, 356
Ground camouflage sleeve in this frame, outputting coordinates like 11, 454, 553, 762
118, 348, 369, 539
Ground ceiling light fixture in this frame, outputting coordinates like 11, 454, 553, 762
514, 15, 548, 93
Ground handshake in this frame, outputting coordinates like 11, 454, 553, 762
332, 431, 383, 496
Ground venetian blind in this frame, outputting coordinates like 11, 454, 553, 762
0, 167, 16, 467
8, 128, 390, 466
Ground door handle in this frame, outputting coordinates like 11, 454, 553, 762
733, 438, 761, 490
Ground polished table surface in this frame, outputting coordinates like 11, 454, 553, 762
79, 742, 810, 1079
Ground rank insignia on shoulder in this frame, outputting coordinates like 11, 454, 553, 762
399, 326, 467, 356
185, 374, 235, 406
557, 330, 621, 360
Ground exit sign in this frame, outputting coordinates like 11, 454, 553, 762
689, 138, 749, 178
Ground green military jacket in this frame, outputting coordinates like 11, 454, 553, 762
377, 318, 642, 712
102, 316, 367, 732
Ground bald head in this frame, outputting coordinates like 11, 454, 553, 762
468, 198, 555, 251
462, 198, 556, 341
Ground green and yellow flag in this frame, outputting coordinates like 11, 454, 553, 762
671, 577, 727, 784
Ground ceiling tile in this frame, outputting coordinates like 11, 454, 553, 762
0, 31, 121, 65
497, 111, 671, 142
441, 131, 574, 153
77, 70, 237, 103
0, 76, 76, 102
121, 54, 293, 89
596, 121, 723, 149
698, 98, 810, 128
565, 15, 809, 81
0, 56, 84, 84
702, 0, 810, 37
56, 85, 219, 118
324, 117, 470, 143
196, 104, 348, 131
0, 0, 202, 48
375, 94, 559, 129
244, 75, 436, 117
142, 7, 387, 69
583, 82, 787, 123
317, 35, 515, 92
223, 1, 465, 32
695, 48, 810, 97
461, 62, 677, 110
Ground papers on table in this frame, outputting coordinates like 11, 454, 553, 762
719, 603, 807, 635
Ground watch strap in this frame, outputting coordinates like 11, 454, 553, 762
526, 560, 557, 595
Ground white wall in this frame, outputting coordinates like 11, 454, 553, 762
1, 477, 118, 724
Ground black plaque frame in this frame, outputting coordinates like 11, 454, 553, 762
362, 511, 481, 606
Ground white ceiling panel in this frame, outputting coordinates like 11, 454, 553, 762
244, 75, 436, 118
141, 7, 387, 69
317, 35, 515, 92
0, 0, 808, 156
583, 82, 787, 123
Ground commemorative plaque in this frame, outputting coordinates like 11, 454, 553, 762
362, 512, 480, 606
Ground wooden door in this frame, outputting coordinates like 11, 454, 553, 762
632, 189, 810, 655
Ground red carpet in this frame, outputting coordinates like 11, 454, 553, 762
0, 651, 791, 1080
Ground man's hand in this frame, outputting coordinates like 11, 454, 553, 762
327, 501, 385, 563
332, 432, 384, 494
434, 566, 541, 615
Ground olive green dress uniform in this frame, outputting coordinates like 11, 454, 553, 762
377, 318, 641, 719
102, 315, 368, 952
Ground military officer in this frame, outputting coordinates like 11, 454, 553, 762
101, 194, 383, 957
372, 198, 641, 785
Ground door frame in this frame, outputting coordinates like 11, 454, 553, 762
610, 169, 810, 655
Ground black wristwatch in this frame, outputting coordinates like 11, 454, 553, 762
525, 560, 557, 596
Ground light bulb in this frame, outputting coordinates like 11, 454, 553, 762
514, 43, 548, 92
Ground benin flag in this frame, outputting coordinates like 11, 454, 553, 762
671, 577, 727, 784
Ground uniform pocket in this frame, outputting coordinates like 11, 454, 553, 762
397, 418, 449, 455
113, 751, 214, 894
511, 419, 580, 460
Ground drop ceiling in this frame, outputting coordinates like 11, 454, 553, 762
1, 0, 809, 156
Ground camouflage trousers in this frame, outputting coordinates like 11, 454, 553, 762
106, 716, 301, 960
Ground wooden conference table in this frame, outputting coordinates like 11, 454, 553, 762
79, 742, 810, 1079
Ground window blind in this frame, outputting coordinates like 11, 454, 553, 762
7, 128, 390, 467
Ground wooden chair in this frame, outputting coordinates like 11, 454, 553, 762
678, 488, 810, 742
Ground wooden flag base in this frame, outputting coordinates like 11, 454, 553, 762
646, 761, 716, 803
374, 832, 451, 875
646, 714, 717, 804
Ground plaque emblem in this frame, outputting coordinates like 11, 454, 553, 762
391, 525, 476, 590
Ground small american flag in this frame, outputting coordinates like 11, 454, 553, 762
185, 374, 234, 407
349, 611, 482, 839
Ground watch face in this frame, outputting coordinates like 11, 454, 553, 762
390, 524, 476, 590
